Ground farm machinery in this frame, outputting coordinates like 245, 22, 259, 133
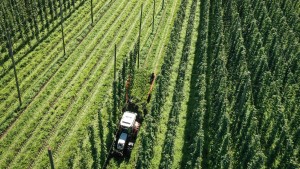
115, 111, 140, 154
102, 69, 156, 168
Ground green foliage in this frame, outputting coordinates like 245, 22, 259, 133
136, 0, 190, 167
130, 68, 151, 110
158, 0, 197, 168
0, 0, 299, 168
88, 125, 98, 169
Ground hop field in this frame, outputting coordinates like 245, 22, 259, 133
0, 0, 299, 168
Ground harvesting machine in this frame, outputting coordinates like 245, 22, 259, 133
102, 69, 156, 168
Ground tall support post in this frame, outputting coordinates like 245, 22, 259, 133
153, 0, 155, 32
48, 148, 55, 169
59, 0, 66, 55
7, 30, 22, 106
91, 0, 94, 24
113, 45, 117, 125
162, 0, 164, 9
114, 44, 117, 81
138, 4, 143, 68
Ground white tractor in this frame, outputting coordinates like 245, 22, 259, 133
115, 111, 140, 154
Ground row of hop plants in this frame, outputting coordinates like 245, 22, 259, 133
237, 0, 298, 168
136, 0, 190, 167
179, 0, 209, 167
203, 0, 300, 168
159, 0, 198, 168
96, 0, 300, 168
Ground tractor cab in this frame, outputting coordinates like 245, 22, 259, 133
117, 133, 127, 150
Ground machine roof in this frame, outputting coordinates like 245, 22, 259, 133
120, 111, 137, 128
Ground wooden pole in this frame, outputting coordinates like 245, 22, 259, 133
138, 4, 143, 69
114, 44, 116, 81
7, 30, 22, 106
153, 0, 155, 32
91, 0, 94, 24
59, 0, 66, 55
2, 4, 22, 106
48, 148, 55, 169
